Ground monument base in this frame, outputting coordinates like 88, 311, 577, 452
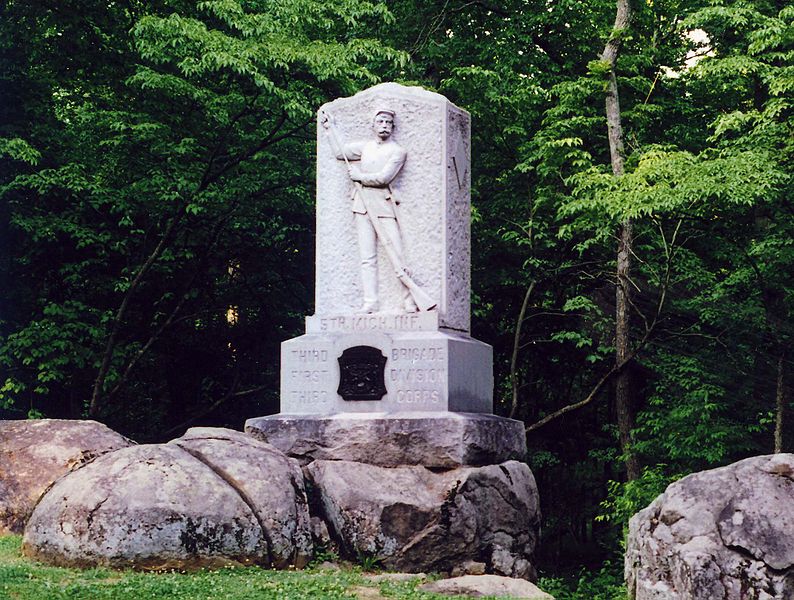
245, 411, 526, 468
244, 410, 538, 578
280, 327, 492, 415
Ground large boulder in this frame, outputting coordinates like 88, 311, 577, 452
306, 459, 540, 579
22, 428, 312, 570
0, 419, 132, 534
626, 454, 794, 600
170, 427, 313, 567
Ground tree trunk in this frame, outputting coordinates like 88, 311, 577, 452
602, 0, 639, 480
775, 351, 786, 453
616, 220, 640, 480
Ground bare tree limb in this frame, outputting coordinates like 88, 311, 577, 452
526, 351, 631, 433
525, 216, 684, 435
103, 201, 239, 403
89, 206, 185, 417
89, 110, 302, 417
526, 325, 652, 434
510, 280, 536, 419
162, 383, 270, 437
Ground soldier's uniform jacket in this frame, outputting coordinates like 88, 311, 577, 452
341, 139, 407, 218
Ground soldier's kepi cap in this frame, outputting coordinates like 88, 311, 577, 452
373, 108, 396, 119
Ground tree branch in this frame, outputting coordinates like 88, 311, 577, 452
89, 205, 185, 417
103, 195, 244, 403
161, 383, 269, 437
510, 280, 536, 419
526, 325, 652, 434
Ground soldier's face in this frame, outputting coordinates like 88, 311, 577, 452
373, 113, 394, 140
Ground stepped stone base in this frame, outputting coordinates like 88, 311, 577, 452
244, 411, 526, 468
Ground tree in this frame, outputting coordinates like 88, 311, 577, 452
1, 0, 405, 437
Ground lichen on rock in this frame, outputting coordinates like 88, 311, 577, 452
626, 454, 794, 600
22, 427, 312, 570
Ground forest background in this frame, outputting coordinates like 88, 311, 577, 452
1, 0, 792, 594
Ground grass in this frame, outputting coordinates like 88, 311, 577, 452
0, 536, 507, 600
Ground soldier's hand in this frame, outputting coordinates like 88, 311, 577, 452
348, 166, 363, 181
319, 110, 334, 130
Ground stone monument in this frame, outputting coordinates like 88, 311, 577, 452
274, 82, 493, 416
247, 82, 525, 459
248, 83, 539, 577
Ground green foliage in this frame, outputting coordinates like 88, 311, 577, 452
562, 146, 786, 224
355, 552, 383, 572
307, 548, 340, 567
0, 0, 407, 435
597, 466, 680, 527
0, 301, 101, 407
0, 138, 40, 165
539, 562, 627, 600
0, 536, 459, 600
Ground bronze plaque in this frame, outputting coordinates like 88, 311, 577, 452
337, 346, 387, 401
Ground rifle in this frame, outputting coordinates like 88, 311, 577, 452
320, 110, 437, 312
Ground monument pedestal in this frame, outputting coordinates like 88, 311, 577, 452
245, 411, 526, 468
244, 410, 538, 580
281, 323, 492, 415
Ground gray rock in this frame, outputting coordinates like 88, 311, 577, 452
306, 459, 539, 578
169, 427, 313, 568
626, 454, 794, 600
419, 574, 555, 598
245, 412, 526, 467
22, 428, 312, 570
311, 515, 334, 551
0, 419, 132, 534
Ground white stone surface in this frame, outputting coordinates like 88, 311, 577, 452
280, 330, 491, 414
274, 83, 491, 417
305, 311, 439, 333
315, 83, 470, 332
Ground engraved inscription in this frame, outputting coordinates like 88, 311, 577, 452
291, 349, 329, 362
391, 346, 445, 362
291, 369, 330, 383
319, 314, 425, 332
285, 348, 332, 407
289, 390, 330, 404
397, 390, 441, 404
390, 368, 443, 383
390, 344, 445, 405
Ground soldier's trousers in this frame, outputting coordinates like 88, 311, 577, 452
354, 212, 411, 309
